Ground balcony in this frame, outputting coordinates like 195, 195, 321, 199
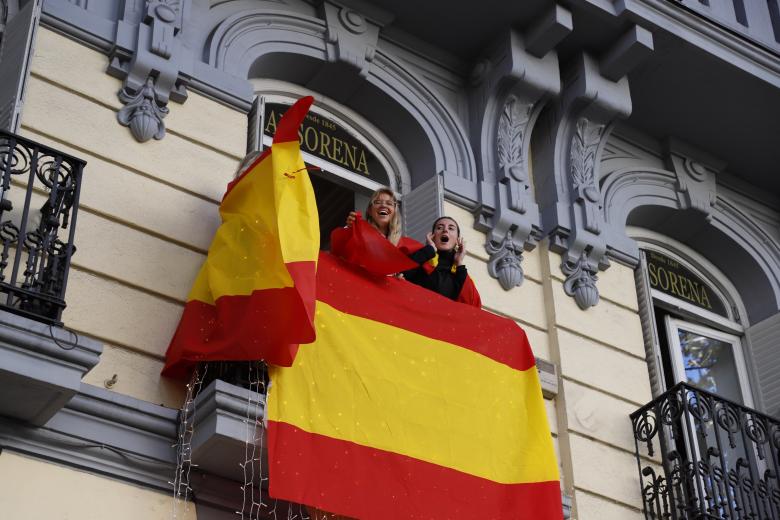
0, 130, 84, 325
0, 130, 99, 426
631, 383, 780, 519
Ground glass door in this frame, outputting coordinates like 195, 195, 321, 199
663, 317, 762, 517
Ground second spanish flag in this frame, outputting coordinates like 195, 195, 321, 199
163, 96, 319, 378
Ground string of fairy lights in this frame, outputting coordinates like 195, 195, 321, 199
171, 363, 206, 520
170, 361, 324, 520
239, 361, 266, 519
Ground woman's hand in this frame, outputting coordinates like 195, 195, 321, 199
345, 211, 357, 227
454, 237, 466, 266
425, 232, 435, 248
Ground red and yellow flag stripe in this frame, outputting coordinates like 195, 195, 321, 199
268, 253, 561, 519
163, 97, 319, 378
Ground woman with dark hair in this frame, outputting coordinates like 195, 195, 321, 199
400, 216, 481, 308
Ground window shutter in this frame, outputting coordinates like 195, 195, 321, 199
246, 95, 265, 153
401, 174, 443, 244
635, 250, 667, 397
0, 0, 40, 132
746, 312, 780, 418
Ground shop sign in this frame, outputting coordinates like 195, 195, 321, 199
264, 103, 389, 185
646, 250, 729, 317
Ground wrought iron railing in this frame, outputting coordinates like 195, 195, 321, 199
0, 131, 84, 325
632, 382, 780, 519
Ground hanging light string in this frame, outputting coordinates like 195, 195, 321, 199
240, 361, 269, 520
171, 362, 207, 520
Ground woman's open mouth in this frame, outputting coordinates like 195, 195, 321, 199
440, 235, 450, 243
378, 208, 390, 216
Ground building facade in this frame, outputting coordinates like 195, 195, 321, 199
0, 0, 778, 518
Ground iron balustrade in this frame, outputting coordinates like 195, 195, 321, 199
0, 130, 84, 325
632, 382, 780, 519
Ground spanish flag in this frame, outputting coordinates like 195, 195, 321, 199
267, 253, 562, 519
162, 97, 319, 379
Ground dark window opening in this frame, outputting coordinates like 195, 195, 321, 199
310, 171, 357, 251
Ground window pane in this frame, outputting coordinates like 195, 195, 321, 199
678, 328, 743, 404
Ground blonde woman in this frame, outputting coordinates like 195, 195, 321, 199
345, 187, 402, 245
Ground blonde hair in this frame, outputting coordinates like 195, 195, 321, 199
366, 187, 402, 245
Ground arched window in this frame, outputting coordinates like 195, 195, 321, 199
631, 227, 753, 405
248, 81, 411, 249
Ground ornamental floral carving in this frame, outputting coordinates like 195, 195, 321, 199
497, 96, 532, 183
117, 77, 169, 142
569, 117, 604, 204
569, 117, 605, 234
561, 252, 599, 310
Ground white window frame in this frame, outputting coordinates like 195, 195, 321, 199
664, 316, 754, 408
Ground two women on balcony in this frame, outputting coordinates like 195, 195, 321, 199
331, 187, 481, 308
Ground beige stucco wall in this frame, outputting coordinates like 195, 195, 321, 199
21, 28, 247, 408
0, 451, 196, 520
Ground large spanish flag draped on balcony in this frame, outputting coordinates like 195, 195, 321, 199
162, 96, 319, 379
267, 252, 562, 519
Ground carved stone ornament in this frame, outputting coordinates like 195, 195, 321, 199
470, 30, 558, 291
109, 0, 189, 142
321, 1, 382, 78
569, 117, 605, 234
117, 77, 169, 142
486, 232, 525, 290
497, 95, 532, 185
561, 252, 600, 310
570, 117, 603, 203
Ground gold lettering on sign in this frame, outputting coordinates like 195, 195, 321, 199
265, 106, 373, 177
319, 132, 332, 159
356, 150, 368, 175
648, 263, 714, 310
265, 110, 278, 135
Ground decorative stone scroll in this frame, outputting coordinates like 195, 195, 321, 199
468, 15, 569, 290
533, 52, 634, 309
529, 24, 652, 309
321, 0, 387, 79
108, 0, 191, 142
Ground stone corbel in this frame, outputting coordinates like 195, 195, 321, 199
665, 139, 723, 221
320, 0, 390, 79
469, 6, 571, 290
534, 25, 652, 309
108, 0, 191, 142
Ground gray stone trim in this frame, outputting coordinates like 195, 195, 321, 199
615, 0, 780, 87
0, 382, 177, 491
202, 5, 477, 189
468, 22, 566, 290
600, 159, 780, 322
190, 379, 265, 482
0, 309, 102, 425
40, 0, 115, 51
37, 2, 478, 199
